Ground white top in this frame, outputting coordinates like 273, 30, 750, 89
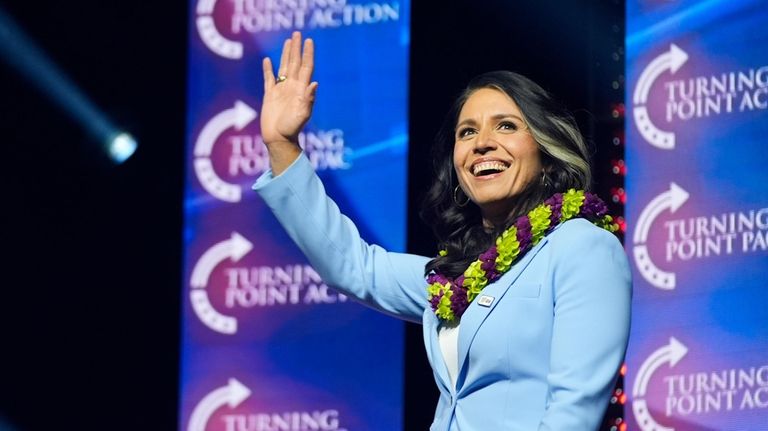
437, 321, 461, 391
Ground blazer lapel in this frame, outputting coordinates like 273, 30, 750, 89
455, 237, 550, 389
423, 308, 453, 394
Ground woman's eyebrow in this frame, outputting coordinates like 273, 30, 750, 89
455, 118, 477, 129
456, 113, 524, 129
490, 113, 524, 122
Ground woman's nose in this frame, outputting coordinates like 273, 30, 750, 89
473, 128, 497, 153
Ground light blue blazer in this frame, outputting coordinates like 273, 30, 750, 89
254, 154, 632, 431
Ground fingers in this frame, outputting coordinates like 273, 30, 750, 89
298, 38, 314, 85
287, 31, 302, 79
304, 81, 319, 103
268, 32, 313, 89
262, 57, 275, 92
277, 38, 291, 78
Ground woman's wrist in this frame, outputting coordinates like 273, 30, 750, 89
266, 140, 302, 176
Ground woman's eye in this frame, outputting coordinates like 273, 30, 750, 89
498, 121, 518, 131
457, 128, 476, 138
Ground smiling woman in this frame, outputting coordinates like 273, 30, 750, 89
423, 70, 593, 279
253, 32, 631, 430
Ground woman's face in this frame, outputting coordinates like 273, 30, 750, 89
453, 88, 543, 223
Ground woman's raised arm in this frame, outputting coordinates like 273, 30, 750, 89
254, 32, 428, 322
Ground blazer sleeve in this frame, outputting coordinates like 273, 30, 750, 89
538, 219, 632, 431
252, 153, 429, 323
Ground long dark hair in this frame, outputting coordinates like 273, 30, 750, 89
421, 71, 592, 278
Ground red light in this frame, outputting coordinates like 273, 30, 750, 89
610, 187, 626, 204
620, 363, 627, 376
611, 103, 626, 118
620, 423, 627, 431
619, 393, 627, 404
616, 216, 627, 234
611, 159, 627, 176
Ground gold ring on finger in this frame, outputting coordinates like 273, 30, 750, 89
276, 75, 288, 83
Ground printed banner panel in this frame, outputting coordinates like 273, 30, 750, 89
180, 1, 411, 430
625, 1, 768, 430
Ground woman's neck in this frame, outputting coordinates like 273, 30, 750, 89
480, 202, 516, 230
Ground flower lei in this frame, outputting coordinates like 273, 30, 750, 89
427, 189, 618, 322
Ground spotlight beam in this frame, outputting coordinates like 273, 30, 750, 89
0, 6, 137, 163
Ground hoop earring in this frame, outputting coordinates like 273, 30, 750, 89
453, 185, 470, 207
541, 170, 551, 188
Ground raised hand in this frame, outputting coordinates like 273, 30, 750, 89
261, 32, 318, 174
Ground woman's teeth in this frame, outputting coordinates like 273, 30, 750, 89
472, 161, 508, 176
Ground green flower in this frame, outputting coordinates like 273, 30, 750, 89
427, 282, 444, 298
495, 226, 520, 273
436, 289, 455, 320
560, 189, 586, 221
596, 215, 619, 232
463, 260, 488, 302
528, 205, 552, 244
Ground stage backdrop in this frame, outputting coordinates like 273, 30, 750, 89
179, 1, 410, 430
625, 0, 768, 430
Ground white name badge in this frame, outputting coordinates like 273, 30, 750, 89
478, 295, 495, 307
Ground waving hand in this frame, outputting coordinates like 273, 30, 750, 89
261, 31, 319, 175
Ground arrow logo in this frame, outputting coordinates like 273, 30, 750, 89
633, 44, 688, 150
632, 337, 688, 397
634, 183, 688, 244
633, 183, 689, 289
188, 378, 251, 431
196, 0, 244, 59
631, 337, 688, 431
190, 232, 253, 334
194, 100, 258, 203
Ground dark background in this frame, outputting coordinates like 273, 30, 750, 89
0, 0, 624, 429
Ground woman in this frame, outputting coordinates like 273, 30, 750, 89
254, 32, 631, 431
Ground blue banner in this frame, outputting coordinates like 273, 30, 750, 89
180, 1, 410, 430
625, 1, 768, 430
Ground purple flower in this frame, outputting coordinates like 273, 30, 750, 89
450, 285, 469, 317
427, 273, 450, 286
582, 193, 608, 219
479, 246, 498, 272
515, 217, 533, 252
429, 293, 442, 310
485, 268, 500, 281
545, 193, 564, 224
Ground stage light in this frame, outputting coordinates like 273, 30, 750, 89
108, 132, 138, 163
611, 159, 627, 176
610, 103, 626, 119
610, 187, 627, 204
0, 6, 137, 164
